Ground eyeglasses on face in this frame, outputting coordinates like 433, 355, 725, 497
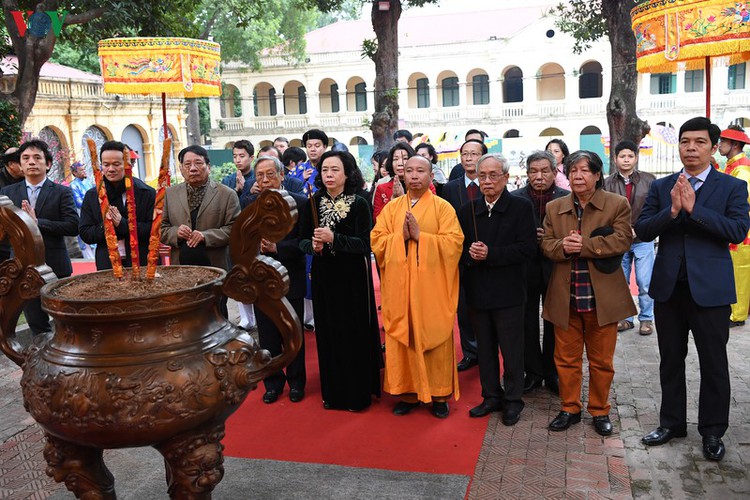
478, 172, 506, 181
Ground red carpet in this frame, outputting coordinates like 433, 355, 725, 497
224, 267, 488, 477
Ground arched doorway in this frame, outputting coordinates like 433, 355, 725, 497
82, 125, 110, 178
39, 126, 68, 183
121, 125, 146, 179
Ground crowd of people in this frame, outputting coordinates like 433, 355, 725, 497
1, 115, 748, 463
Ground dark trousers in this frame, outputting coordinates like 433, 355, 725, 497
469, 304, 525, 411
257, 297, 306, 393
24, 298, 51, 335
523, 265, 556, 381
654, 284, 730, 437
457, 278, 478, 360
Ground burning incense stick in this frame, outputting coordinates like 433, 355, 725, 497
88, 138, 123, 279
123, 147, 139, 279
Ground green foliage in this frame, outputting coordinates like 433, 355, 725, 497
49, 39, 100, 74
552, 0, 606, 54
316, 0, 362, 28
0, 99, 22, 153
209, 162, 237, 183
361, 38, 377, 61
199, 0, 320, 69
198, 98, 211, 137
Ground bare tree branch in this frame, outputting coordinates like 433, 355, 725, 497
64, 8, 106, 26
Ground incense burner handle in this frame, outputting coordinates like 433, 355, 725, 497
0, 196, 56, 366
222, 189, 303, 383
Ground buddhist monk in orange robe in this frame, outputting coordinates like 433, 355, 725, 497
371, 155, 464, 419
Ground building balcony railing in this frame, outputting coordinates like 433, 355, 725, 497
210, 89, 750, 136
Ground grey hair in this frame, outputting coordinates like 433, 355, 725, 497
477, 153, 509, 174
253, 155, 284, 175
564, 150, 604, 189
525, 150, 556, 171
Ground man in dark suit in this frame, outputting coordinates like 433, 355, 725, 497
0, 139, 79, 334
441, 139, 488, 371
458, 153, 537, 424
512, 150, 569, 394
241, 156, 307, 404
636, 117, 750, 461
79, 141, 156, 270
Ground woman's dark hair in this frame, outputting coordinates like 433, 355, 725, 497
545, 139, 569, 164
564, 150, 604, 189
384, 142, 415, 177
314, 150, 362, 195
415, 143, 438, 164
178, 145, 210, 164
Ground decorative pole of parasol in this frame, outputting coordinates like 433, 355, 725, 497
123, 146, 140, 279
705, 56, 711, 119
88, 138, 123, 279
146, 138, 172, 280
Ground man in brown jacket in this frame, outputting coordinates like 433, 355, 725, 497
542, 150, 636, 436
603, 140, 656, 335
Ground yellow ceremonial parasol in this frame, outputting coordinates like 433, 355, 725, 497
631, 0, 750, 118
98, 37, 221, 140
97, 37, 222, 280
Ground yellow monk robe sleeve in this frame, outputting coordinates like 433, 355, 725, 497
411, 197, 464, 351
371, 196, 411, 346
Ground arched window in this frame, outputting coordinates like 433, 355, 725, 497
579, 61, 603, 98
417, 78, 430, 108
442, 76, 459, 107
354, 82, 367, 111
503, 67, 523, 103
331, 83, 340, 113
473, 74, 490, 105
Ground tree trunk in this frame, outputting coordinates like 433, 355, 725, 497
603, 0, 650, 172
370, 0, 402, 151
185, 99, 201, 145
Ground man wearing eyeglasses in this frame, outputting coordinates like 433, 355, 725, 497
240, 156, 308, 404
457, 153, 537, 424
440, 139, 488, 372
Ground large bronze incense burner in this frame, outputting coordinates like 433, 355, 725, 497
0, 190, 302, 499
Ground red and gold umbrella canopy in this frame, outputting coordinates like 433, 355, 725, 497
631, 0, 750, 116
98, 37, 221, 98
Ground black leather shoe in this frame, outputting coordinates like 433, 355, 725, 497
469, 400, 502, 418
289, 388, 304, 403
545, 377, 559, 395
702, 435, 725, 461
457, 357, 478, 372
549, 411, 581, 431
502, 407, 521, 426
392, 401, 419, 416
641, 426, 687, 446
262, 390, 280, 404
593, 415, 613, 436
432, 402, 449, 419
730, 320, 745, 328
523, 376, 543, 393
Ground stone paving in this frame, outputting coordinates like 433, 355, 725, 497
1, 315, 749, 498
